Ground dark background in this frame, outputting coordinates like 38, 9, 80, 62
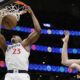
22, 0, 80, 30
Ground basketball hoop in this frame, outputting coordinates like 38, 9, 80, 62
0, 0, 17, 9
0, 0, 28, 21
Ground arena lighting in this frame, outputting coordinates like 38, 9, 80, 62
6, 42, 80, 54
23, 64, 78, 73
0, 61, 77, 73
43, 23, 51, 27
2, 26, 80, 36
32, 45, 79, 54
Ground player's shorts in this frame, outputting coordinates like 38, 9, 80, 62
4, 70, 30, 80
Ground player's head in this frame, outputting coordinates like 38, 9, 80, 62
11, 35, 22, 43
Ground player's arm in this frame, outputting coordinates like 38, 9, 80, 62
22, 6, 41, 46
0, 34, 7, 53
61, 31, 80, 66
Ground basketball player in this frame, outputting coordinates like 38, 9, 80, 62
61, 31, 80, 79
0, 6, 41, 80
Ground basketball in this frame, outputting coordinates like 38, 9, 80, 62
1, 14, 17, 29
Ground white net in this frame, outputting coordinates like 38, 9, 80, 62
0, 0, 4, 3
0, 3, 27, 21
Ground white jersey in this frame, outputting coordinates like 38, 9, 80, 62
5, 43, 30, 71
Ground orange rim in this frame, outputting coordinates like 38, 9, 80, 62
15, 1, 28, 6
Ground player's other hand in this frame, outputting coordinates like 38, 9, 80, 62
27, 6, 33, 14
62, 30, 70, 43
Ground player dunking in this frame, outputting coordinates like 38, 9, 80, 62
61, 31, 80, 79
0, 6, 41, 80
